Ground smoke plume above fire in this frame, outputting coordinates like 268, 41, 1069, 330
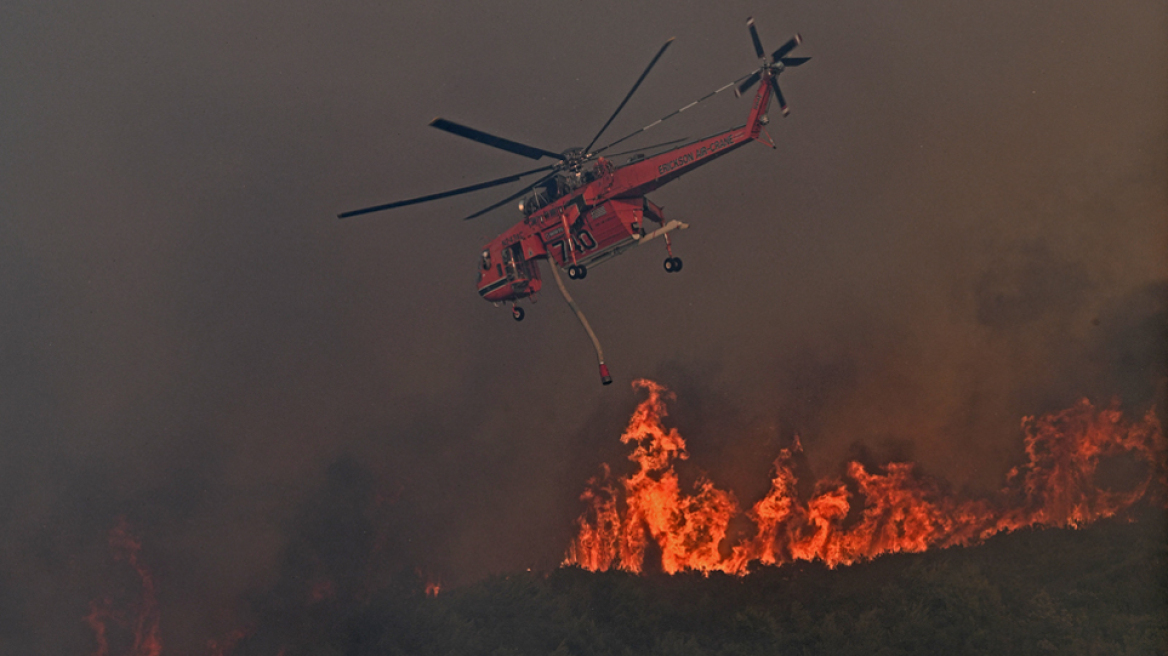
565, 379, 1167, 575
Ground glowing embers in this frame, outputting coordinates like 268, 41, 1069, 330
564, 380, 1166, 575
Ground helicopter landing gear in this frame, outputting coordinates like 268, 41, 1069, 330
512, 305, 525, 321
567, 264, 588, 280
661, 228, 683, 273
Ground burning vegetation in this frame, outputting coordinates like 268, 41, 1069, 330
84, 380, 1166, 655
565, 379, 1166, 575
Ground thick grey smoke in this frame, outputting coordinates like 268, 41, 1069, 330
2, 0, 1164, 652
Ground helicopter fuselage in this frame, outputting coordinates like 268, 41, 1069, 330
476, 74, 774, 304
338, 19, 808, 383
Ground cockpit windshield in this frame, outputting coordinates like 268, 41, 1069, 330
518, 164, 605, 216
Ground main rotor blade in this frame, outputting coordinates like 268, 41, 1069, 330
770, 77, 789, 116
430, 118, 565, 161
603, 136, 690, 159
583, 37, 675, 155
337, 164, 556, 219
463, 172, 559, 221
771, 34, 802, 61
593, 72, 751, 155
747, 17, 765, 59
735, 70, 761, 97
780, 56, 811, 67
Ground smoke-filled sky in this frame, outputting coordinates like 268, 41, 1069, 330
2, 0, 1165, 652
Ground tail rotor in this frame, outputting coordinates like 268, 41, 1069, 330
735, 18, 809, 116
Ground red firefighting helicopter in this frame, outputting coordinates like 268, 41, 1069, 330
340, 18, 809, 384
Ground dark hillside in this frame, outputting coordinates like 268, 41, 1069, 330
237, 510, 1167, 655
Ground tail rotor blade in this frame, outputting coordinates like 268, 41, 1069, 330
747, 17, 765, 59
770, 77, 789, 116
771, 34, 802, 61
735, 70, 762, 97
779, 56, 811, 67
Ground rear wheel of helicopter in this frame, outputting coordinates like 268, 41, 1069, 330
512, 306, 525, 321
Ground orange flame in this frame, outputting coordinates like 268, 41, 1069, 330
565, 380, 1166, 575
85, 518, 162, 656
87, 520, 258, 656
84, 597, 114, 656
